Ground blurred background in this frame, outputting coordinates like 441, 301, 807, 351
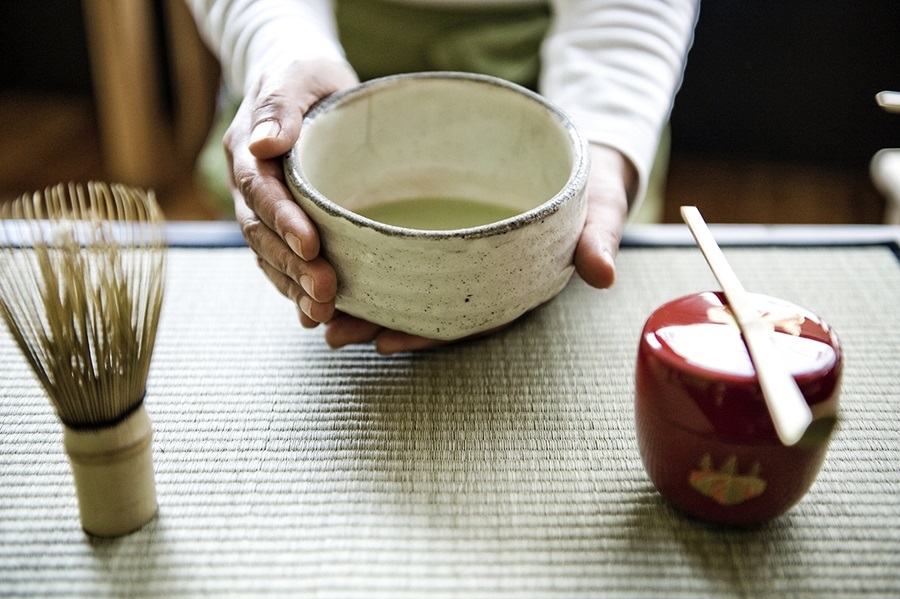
1, 0, 898, 224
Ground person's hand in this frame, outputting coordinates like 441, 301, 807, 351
228, 59, 633, 354
226, 58, 358, 328
324, 143, 636, 354
573, 143, 636, 289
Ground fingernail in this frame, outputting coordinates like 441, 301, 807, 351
601, 250, 617, 287
284, 232, 305, 259
299, 295, 313, 318
299, 274, 314, 297
296, 303, 317, 328
250, 120, 281, 144
601, 249, 616, 268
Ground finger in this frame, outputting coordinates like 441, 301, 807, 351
235, 198, 336, 322
253, 222, 336, 302
324, 312, 386, 348
252, 251, 301, 304
374, 331, 451, 355
374, 321, 512, 355
256, 258, 335, 323
574, 203, 624, 290
575, 155, 630, 290
256, 256, 335, 322
298, 294, 336, 324
297, 304, 320, 329
229, 128, 323, 262
233, 188, 334, 300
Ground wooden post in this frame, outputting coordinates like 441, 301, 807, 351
81, 0, 219, 189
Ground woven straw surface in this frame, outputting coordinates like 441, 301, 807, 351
1, 244, 898, 598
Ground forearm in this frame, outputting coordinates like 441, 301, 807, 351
541, 0, 699, 207
186, 0, 348, 94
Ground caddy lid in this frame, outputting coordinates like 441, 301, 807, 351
636, 291, 841, 442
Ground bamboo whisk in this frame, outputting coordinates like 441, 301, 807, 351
0, 182, 166, 536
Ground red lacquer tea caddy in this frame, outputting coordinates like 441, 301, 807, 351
635, 291, 841, 525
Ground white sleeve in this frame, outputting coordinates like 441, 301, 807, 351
541, 0, 699, 203
185, 0, 348, 95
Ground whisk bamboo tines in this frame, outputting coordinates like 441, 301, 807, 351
0, 182, 166, 537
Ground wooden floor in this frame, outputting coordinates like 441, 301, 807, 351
664, 153, 886, 225
0, 89, 888, 225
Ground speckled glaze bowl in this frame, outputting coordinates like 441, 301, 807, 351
284, 72, 588, 340
635, 291, 841, 526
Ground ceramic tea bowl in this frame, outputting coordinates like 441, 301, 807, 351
284, 72, 588, 340
635, 291, 841, 526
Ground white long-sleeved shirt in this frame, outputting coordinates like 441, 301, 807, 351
187, 0, 698, 204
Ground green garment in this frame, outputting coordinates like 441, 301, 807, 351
336, 0, 549, 90
197, 0, 665, 223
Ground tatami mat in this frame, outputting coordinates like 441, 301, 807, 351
1, 244, 898, 597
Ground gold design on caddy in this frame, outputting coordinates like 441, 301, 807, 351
707, 305, 805, 336
689, 454, 767, 506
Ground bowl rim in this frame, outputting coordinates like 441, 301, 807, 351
284, 71, 589, 240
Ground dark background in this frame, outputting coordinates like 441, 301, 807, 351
0, 1, 92, 93
670, 1, 900, 171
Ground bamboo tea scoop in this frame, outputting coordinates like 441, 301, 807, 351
680, 206, 813, 445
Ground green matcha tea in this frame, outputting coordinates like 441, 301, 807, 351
357, 197, 522, 230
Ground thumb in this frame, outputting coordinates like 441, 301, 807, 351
249, 119, 290, 159
247, 91, 300, 160
247, 59, 359, 160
